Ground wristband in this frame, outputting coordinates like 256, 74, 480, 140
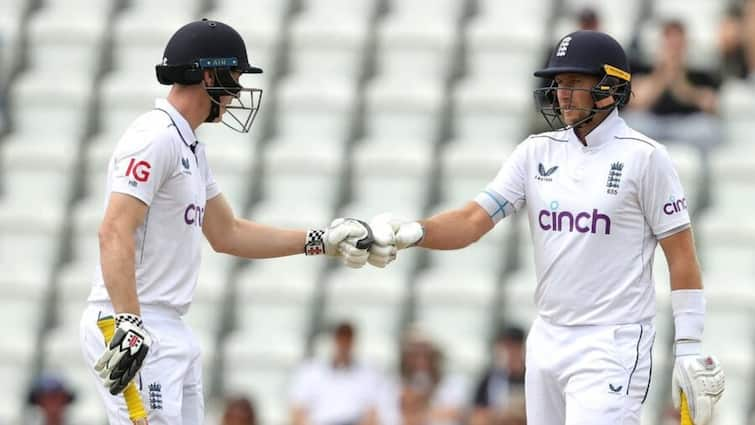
671, 289, 705, 357
115, 313, 144, 329
305, 229, 326, 256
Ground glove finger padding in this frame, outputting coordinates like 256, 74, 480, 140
367, 243, 397, 268
339, 240, 370, 268
672, 355, 725, 425
322, 218, 374, 257
370, 213, 423, 250
94, 322, 151, 395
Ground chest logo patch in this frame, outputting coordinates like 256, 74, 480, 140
181, 157, 192, 175
536, 163, 559, 182
606, 162, 624, 195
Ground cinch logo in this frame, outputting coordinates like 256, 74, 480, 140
125, 158, 151, 182
184, 203, 204, 226
663, 197, 687, 215
538, 201, 612, 234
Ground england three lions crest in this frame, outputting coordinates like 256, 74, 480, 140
606, 162, 623, 195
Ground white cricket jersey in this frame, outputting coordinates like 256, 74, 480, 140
88, 99, 220, 315
475, 110, 690, 326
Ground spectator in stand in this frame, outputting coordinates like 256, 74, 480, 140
220, 396, 257, 425
469, 326, 526, 425
718, 0, 755, 80
625, 19, 723, 153
397, 326, 467, 425
576, 7, 600, 31
26, 374, 75, 425
289, 321, 383, 425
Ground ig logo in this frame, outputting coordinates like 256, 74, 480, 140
125, 158, 151, 183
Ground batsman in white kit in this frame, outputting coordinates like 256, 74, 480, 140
79, 19, 374, 424
361, 31, 725, 424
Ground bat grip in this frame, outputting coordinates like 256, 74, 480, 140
680, 392, 693, 425
97, 316, 149, 424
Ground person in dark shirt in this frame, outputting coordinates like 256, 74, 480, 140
624, 19, 723, 152
469, 326, 526, 425
718, 0, 755, 80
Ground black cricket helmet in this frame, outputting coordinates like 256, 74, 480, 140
533, 30, 631, 131
156, 18, 263, 133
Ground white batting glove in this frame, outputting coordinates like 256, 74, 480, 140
366, 213, 424, 268
672, 345, 725, 425
305, 218, 374, 268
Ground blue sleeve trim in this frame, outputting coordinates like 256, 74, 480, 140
482, 190, 509, 220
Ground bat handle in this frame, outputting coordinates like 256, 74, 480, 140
97, 316, 150, 424
680, 392, 693, 425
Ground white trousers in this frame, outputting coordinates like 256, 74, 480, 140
525, 317, 654, 425
80, 302, 204, 425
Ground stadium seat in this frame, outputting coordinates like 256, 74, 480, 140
222, 337, 298, 425
0, 149, 73, 266
322, 267, 409, 348
500, 267, 538, 327
664, 143, 703, 212
0, 0, 29, 85
345, 140, 434, 215
553, 0, 642, 45
720, 80, 755, 146
7, 70, 93, 142
198, 124, 259, 214
95, 70, 169, 139
0, 364, 28, 424
451, 78, 532, 146
224, 255, 314, 425
362, 76, 446, 145
114, 0, 201, 44
288, 2, 373, 81
465, 0, 550, 82
208, 0, 289, 77
25, 0, 113, 75
43, 302, 108, 424
273, 75, 358, 145
385, 0, 466, 23
233, 255, 323, 356
375, 12, 458, 82
437, 140, 513, 205
251, 141, 345, 228
413, 267, 498, 376
0, 272, 48, 422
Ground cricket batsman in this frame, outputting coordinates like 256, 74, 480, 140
80, 19, 373, 424
359, 31, 725, 424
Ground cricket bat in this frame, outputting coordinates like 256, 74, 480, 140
97, 316, 149, 425
680, 392, 693, 425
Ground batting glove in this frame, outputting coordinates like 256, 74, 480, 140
94, 313, 152, 395
367, 213, 424, 268
305, 218, 374, 268
672, 343, 725, 425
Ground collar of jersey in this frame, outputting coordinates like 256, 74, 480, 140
154, 98, 199, 148
573, 108, 624, 149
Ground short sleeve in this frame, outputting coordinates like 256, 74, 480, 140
197, 146, 221, 200
110, 135, 176, 205
474, 141, 528, 223
640, 146, 691, 238
204, 162, 221, 200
